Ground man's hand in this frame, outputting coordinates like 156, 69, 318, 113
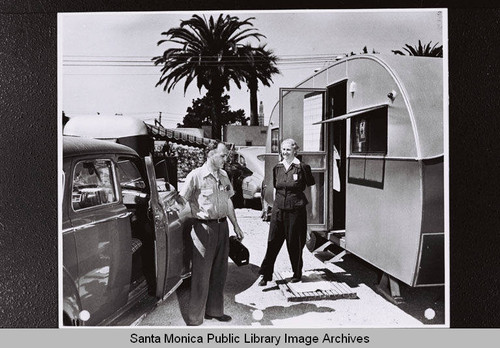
234, 225, 244, 241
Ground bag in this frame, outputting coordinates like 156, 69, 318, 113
228, 236, 249, 266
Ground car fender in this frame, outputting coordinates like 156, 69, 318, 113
62, 266, 83, 325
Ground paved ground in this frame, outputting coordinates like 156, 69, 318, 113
139, 208, 444, 328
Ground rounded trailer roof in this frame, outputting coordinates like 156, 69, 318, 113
63, 135, 138, 158
64, 115, 149, 139
372, 55, 444, 159
270, 54, 444, 160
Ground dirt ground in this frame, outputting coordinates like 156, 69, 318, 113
139, 208, 445, 328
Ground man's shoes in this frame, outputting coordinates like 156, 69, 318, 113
204, 314, 232, 322
258, 276, 270, 286
290, 277, 301, 283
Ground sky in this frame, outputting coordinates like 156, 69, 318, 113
60, 9, 445, 129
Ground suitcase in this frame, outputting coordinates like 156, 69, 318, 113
228, 236, 249, 266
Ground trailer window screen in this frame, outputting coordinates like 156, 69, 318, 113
350, 106, 387, 154
303, 92, 324, 151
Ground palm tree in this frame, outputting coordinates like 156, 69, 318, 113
392, 40, 443, 57
239, 44, 280, 126
152, 14, 264, 140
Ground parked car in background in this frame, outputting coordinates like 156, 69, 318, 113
224, 146, 265, 209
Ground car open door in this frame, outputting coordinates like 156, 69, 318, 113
143, 155, 170, 299
157, 185, 192, 293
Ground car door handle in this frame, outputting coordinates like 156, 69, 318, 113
116, 212, 133, 219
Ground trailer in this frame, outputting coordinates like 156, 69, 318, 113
261, 54, 445, 296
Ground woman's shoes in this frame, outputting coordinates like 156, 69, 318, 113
290, 277, 301, 283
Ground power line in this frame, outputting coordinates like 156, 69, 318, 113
64, 111, 185, 117
63, 53, 348, 59
62, 53, 349, 67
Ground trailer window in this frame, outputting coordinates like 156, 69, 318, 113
348, 158, 385, 189
350, 107, 387, 154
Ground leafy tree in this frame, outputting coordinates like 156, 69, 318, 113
178, 94, 248, 128
239, 44, 280, 126
392, 40, 443, 57
152, 14, 264, 140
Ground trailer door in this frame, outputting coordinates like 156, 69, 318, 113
279, 88, 327, 231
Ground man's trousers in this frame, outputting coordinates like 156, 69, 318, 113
187, 219, 229, 325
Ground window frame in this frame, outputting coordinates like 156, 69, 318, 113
71, 158, 120, 212
350, 106, 388, 156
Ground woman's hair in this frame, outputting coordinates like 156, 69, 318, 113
281, 138, 299, 154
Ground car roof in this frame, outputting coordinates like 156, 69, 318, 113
63, 136, 139, 158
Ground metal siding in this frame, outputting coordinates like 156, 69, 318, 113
345, 160, 422, 285
415, 234, 444, 285
346, 58, 417, 158
383, 57, 444, 158
312, 69, 328, 87
64, 115, 149, 138
326, 62, 348, 85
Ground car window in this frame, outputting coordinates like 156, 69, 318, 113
116, 159, 147, 191
72, 159, 118, 210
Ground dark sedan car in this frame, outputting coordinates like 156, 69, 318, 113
62, 118, 192, 326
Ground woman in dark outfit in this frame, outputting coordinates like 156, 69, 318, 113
259, 138, 317, 285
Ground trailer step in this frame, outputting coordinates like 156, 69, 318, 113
327, 230, 346, 248
274, 269, 357, 302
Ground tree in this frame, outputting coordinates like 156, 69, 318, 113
179, 94, 248, 128
392, 40, 443, 57
239, 44, 280, 126
152, 14, 264, 140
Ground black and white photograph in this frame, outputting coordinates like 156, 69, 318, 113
59, 9, 448, 328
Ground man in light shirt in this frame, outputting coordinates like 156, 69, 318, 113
180, 141, 244, 326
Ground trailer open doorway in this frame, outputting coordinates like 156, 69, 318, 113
327, 80, 347, 231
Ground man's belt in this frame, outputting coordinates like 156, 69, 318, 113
196, 217, 227, 223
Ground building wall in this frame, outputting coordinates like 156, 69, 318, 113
223, 125, 267, 146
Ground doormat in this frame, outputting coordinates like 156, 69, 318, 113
274, 269, 357, 302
